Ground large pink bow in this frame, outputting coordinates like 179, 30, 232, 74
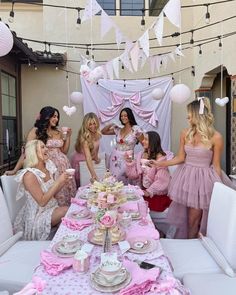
99, 92, 158, 127
13, 276, 46, 295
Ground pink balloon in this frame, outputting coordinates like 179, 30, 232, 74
0, 22, 14, 57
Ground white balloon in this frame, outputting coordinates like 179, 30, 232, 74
70, 91, 83, 104
152, 88, 164, 100
170, 84, 191, 104
0, 21, 14, 57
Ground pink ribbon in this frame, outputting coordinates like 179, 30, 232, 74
13, 276, 46, 295
197, 97, 205, 114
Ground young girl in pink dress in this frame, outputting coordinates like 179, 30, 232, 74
101, 107, 143, 184
126, 131, 172, 212
150, 97, 235, 238
71, 113, 101, 187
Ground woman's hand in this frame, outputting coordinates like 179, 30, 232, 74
94, 157, 101, 164
66, 128, 72, 137
143, 190, 150, 197
124, 153, 133, 163
5, 169, 16, 176
57, 172, 70, 184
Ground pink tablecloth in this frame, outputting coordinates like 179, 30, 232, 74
33, 185, 189, 295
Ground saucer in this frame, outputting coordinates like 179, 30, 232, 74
130, 211, 141, 220
90, 269, 131, 292
93, 267, 127, 287
88, 229, 126, 245
128, 237, 157, 254
52, 240, 83, 257
68, 209, 91, 219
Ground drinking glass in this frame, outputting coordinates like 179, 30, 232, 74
137, 200, 148, 226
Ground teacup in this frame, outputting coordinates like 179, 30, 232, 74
140, 159, 150, 168
61, 126, 69, 140
66, 168, 75, 178
100, 260, 122, 276
62, 234, 79, 248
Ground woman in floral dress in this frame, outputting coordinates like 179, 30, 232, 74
101, 107, 143, 184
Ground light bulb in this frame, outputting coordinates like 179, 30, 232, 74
141, 19, 145, 31
8, 11, 14, 23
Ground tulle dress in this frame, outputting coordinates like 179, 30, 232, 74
109, 125, 142, 184
167, 145, 235, 238
13, 160, 59, 241
70, 139, 100, 187
46, 139, 76, 206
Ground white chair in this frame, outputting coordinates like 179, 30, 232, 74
80, 158, 106, 186
0, 187, 50, 293
160, 182, 236, 281
183, 273, 236, 295
0, 175, 25, 223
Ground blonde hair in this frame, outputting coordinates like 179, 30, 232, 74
24, 140, 42, 168
75, 112, 101, 153
185, 97, 215, 146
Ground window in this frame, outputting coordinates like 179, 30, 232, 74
1, 72, 19, 164
1, 0, 42, 2
120, 0, 144, 16
97, 0, 116, 15
149, 0, 168, 16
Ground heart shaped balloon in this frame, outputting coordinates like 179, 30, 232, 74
215, 97, 229, 107
63, 105, 77, 116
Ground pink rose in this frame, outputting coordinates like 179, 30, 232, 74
100, 213, 115, 228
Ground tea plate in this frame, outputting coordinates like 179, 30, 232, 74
128, 237, 157, 254
68, 209, 91, 219
93, 267, 127, 287
90, 270, 131, 292
88, 229, 126, 246
52, 240, 83, 257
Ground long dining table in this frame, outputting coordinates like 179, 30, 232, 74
33, 185, 189, 295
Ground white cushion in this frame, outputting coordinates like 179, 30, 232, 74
0, 232, 23, 256
0, 241, 50, 293
160, 238, 222, 280
183, 273, 236, 295
80, 158, 106, 186
1, 175, 24, 223
0, 187, 13, 244
207, 182, 236, 269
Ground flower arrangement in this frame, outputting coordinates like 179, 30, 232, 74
96, 210, 117, 228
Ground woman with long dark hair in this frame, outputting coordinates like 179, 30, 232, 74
101, 107, 143, 184
5, 106, 76, 206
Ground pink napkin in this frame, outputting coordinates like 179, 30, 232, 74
62, 217, 93, 231
119, 201, 138, 213
119, 259, 160, 295
126, 224, 160, 240
71, 198, 87, 207
40, 251, 73, 276
13, 276, 46, 295
149, 276, 189, 294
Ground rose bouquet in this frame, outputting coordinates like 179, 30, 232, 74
96, 210, 117, 228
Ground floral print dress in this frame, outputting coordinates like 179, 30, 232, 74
109, 125, 142, 184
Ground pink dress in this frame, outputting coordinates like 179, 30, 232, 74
109, 125, 142, 184
46, 139, 76, 206
70, 139, 100, 187
167, 145, 235, 238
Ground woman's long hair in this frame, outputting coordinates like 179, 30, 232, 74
75, 112, 101, 153
34, 106, 60, 144
24, 140, 41, 168
185, 97, 215, 147
145, 131, 166, 160
119, 107, 137, 126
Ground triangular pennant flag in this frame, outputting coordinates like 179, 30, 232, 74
139, 30, 149, 57
125, 40, 133, 53
105, 61, 114, 80
82, 0, 102, 23
130, 42, 140, 72
112, 57, 120, 78
101, 10, 114, 38
156, 56, 161, 73
169, 52, 176, 62
161, 54, 169, 70
163, 0, 181, 28
139, 50, 147, 68
115, 27, 123, 49
149, 56, 156, 74
175, 45, 184, 56
120, 51, 133, 73
153, 12, 164, 46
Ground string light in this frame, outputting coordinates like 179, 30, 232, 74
140, 9, 145, 31
199, 45, 202, 55
28, 60, 31, 67
191, 66, 195, 76
190, 30, 194, 46
55, 65, 59, 70
218, 37, 222, 49
8, 1, 15, 23
47, 43, 52, 59
86, 45, 89, 56
76, 8, 81, 29
124, 79, 126, 88
43, 42, 47, 58
205, 4, 210, 24
148, 78, 151, 86
34, 65, 38, 71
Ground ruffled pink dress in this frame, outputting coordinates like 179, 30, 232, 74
109, 125, 142, 184
46, 139, 76, 206
70, 139, 100, 187
168, 145, 235, 238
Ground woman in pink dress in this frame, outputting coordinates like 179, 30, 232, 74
5, 106, 76, 206
126, 131, 172, 212
101, 107, 143, 184
150, 97, 235, 238
70, 112, 101, 187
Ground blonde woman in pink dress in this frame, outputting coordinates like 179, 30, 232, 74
101, 107, 143, 184
71, 112, 101, 187
5, 106, 76, 206
150, 97, 235, 239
